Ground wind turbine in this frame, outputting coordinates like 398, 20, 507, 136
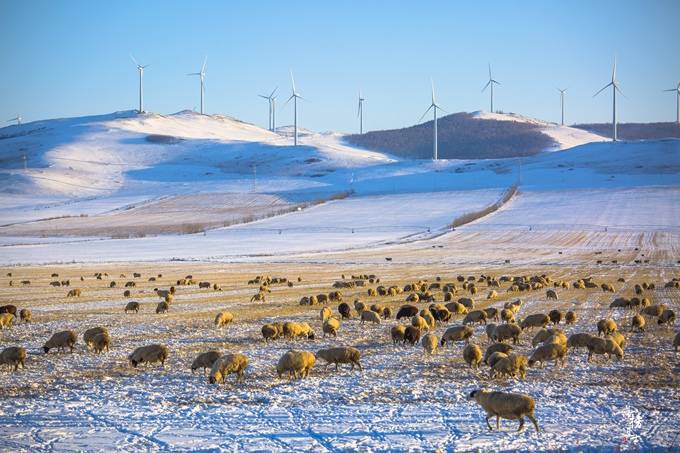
594, 58, 624, 141
482, 64, 500, 112
357, 90, 365, 134
418, 79, 446, 160
285, 71, 304, 146
6, 115, 22, 125
258, 87, 278, 131
557, 88, 567, 125
130, 55, 149, 113
663, 82, 680, 123
188, 57, 207, 114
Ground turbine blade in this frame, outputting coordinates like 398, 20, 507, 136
130, 54, 139, 66
435, 104, 448, 114
357, 102, 361, 119
418, 104, 434, 123
593, 82, 612, 97
201, 56, 207, 73
482, 80, 491, 92
270, 86, 278, 98
615, 84, 626, 98
488, 63, 492, 80
612, 57, 617, 82
283, 94, 294, 107
663, 88, 676, 92
290, 70, 296, 94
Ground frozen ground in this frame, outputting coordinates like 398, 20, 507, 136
0, 263, 677, 452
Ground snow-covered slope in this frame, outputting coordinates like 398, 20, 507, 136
471, 111, 607, 151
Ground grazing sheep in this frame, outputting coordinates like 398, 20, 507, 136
320, 307, 332, 323
396, 304, 419, 319
192, 351, 221, 374
597, 319, 617, 336
209, 353, 248, 384
490, 354, 528, 379
382, 307, 393, 319
276, 350, 316, 379
658, 309, 676, 327
419, 310, 436, 329
123, 290, 131, 297
322, 318, 341, 338
83, 327, 109, 350
250, 292, 266, 303
458, 297, 474, 309
548, 309, 563, 325
567, 332, 596, 350
528, 343, 567, 368
546, 289, 558, 300
463, 310, 487, 326
631, 314, 646, 332
463, 344, 483, 369
484, 307, 500, 322
367, 288, 377, 297
485, 323, 497, 343
215, 311, 234, 328
391, 325, 407, 344
262, 322, 284, 343
370, 304, 386, 316
67, 288, 82, 298
565, 311, 576, 325
531, 328, 565, 347
422, 333, 439, 355
361, 310, 381, 325
17, 308, 31, 323
0, 313, 15, 329
0, 304, 17, 316
641, 304, 665, 318
608, 331, 626, 349
440, 325, 474, 346
520, 314, 550, 331
411, 315, 429, 330
586, 337, 623, 361
469, 389, 539, 432
338, 302, 352, 319
0, 346, 27, 371
493, 323, 522, 344
500, 309, 515, 323
487, 290, 498, 300
404, 326, 422, 346
316, 294, 329, 304
445, 301, 468, 315
354, 300, 367, 312
43, 330, 77, 353
283, 322, 316, 340
156, 301, 169, 314
91, 333, 110, 354
129, 344, 168, 367
601, 283, 615, 292
199, 281, 211, 289
609, 298, 631, 309
317, 347, 362, 371
484, 343, 514, 365
125, 281, 136, 288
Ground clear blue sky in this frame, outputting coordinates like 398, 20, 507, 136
1, 0, 679, 132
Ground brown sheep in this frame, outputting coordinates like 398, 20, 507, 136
18, 308, 31, 323
404, 326, 421, 346
658, 309, 676, 327
391, 325, 407, 344
490, 354, 528, 380
124, 301, 140, 313
156, 301, 169, 314
445, 301, 468, 315
500, 308, 515, 323
209, 353, 248, 383
548, 309, 563, 325
215, 311, 234, 328
338, 302, 352, 319
567, 332, 596, 350
129, 344, 168, 367
484, 307, 500, 322
276, 350, 315, 379
83, 327, 109, 350
0, 346, 27, 371
520, 314, 550, 331
43, 330, 77, 353
66, 288, 82, 298
463, 310, 487, 326
123, 290, 131, 297
361, 310, 381, 325
468, 389, 540, 432
422, 333, 439, 355
261, 322, 284, 343
317, 347, 362, 371
91, 333, 110, 354
485, 324, 497, 343
192, 351, 222, 374
463, 344, 483, 369
0, 312, 15, 329
565, 311, 576, 325
411, 315, 429, 330
283, 322, 315, 340
546, 289, 558, 300
484, 343, 514, 365
440, 325, 474, 346
458, 297, 474, 309
586, 337, 623, 361
320, 307, 332, 323
631, 314, 646, 332
493, 323, 522, 344
0, 304, 17, 316
528, 342, 567, 368
597, 319, 617, 336
322, 318, 341, 338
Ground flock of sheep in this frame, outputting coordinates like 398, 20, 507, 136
1, 269, 679, 433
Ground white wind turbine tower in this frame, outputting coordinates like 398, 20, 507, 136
594, 58, 624, 141
130, 55, 149, 113
285, 71, 304, 146
482, 64, 500, 112
663, 82, 680, 123
188, 57, 207, 114
7, 115, 22, 125
258, 87, 278, 131
357, 90, 365, 134
557, 88, 567, 125
418, 79, 446, 160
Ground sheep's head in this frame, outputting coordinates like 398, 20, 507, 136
129, 358, 138, 367
209, 373, 221, 384
43, 346, 50, 353
307, 331, 315, 340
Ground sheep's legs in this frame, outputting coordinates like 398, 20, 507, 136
485, 415, 494, 431
496, 415, 501, 431
517, 417, 525, 431
528, 414, 540, 432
